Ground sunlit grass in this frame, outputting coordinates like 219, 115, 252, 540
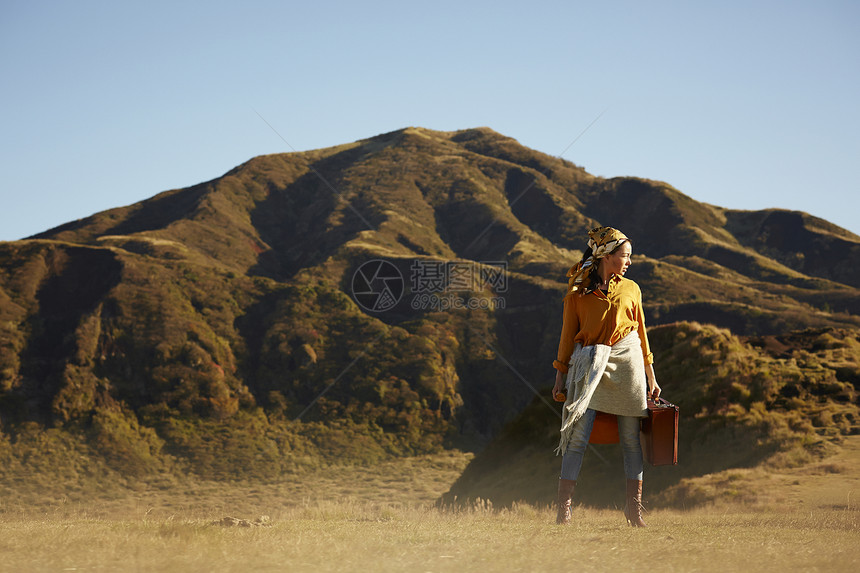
0, 501, 856, 573
3, 439, 860, 573
2, 445, 860, 572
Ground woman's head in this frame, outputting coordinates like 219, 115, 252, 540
566, 226, 631, 294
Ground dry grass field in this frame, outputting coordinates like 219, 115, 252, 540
1, 504, 856, 573
1, 443, 858, 572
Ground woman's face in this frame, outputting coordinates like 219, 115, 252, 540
601, 242, 633, 277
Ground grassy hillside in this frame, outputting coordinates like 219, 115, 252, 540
1, 126, 859, 491
442, 321, 860, 508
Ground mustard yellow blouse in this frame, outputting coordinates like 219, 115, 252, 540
553, 275, 654, 373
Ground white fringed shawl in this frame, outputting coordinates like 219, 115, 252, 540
556, 331, 647, 455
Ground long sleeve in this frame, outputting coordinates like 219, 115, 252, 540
553, 294, 579, 373
634, 292, 654, 365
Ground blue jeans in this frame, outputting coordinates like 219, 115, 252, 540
560, 409, 644, 480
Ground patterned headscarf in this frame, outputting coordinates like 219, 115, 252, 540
566, 226, 629, 294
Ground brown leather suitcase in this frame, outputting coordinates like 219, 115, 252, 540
640, 397, 679, 466
588, 410, 619, 444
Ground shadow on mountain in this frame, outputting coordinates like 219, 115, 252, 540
248, 150, 388, 280
504, 168, 563, 241
8, 246, 122, 425
433, 190, 520, 261
726, 209, 860, 288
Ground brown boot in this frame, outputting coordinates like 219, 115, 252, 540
623, 479, 647, 527
555, 479, 576, 525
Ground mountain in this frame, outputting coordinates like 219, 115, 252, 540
1, 127, 858, 491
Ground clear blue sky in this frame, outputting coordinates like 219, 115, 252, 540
2, 0, 858, 241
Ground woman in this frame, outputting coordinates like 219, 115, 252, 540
551, 226, 660, 527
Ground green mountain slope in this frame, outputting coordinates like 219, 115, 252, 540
1, 127, 858, 489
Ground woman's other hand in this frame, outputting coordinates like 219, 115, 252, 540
648, 378, 661, 401
552, 370, 566, 402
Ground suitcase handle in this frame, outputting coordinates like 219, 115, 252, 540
647, 396, 676, 409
